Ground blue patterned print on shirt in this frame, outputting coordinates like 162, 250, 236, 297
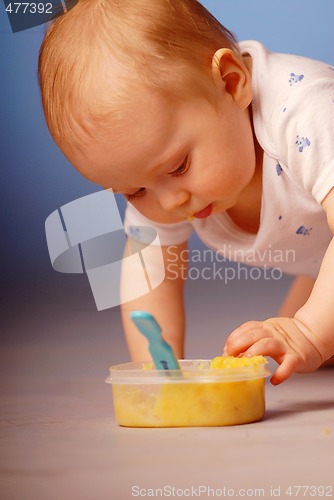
127, 226, 141, 240
296, 225, 312, 236
296, 135, 311, 152
289, 72, 304, 85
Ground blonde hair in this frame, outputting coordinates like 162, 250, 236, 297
39, 0, 238, 154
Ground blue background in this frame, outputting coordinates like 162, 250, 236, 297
1, 0, 334, 295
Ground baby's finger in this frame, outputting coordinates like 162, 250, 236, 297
242, 338, 299, 385
243, 337, 284, 359
270, 354, 299, 385
224, 327, 270, 356
226, 321, 264, 344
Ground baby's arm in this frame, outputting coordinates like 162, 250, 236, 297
121, 238, 187, 361
278, 275, 315, 317
224, 191, 334, 385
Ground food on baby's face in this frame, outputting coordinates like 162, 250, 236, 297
109, 356, 269, 427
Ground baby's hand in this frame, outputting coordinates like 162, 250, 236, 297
224, 317, 326, 385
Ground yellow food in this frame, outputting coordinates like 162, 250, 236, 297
210, 355, 267, 369
112, 357, 268, 427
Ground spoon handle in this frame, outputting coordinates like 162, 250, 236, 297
130, 311, 180, 370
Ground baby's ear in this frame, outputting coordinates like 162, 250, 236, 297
211, 48, 252, 109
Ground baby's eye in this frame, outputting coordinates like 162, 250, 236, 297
169, 156, 190, 176
125, 187, 146, 202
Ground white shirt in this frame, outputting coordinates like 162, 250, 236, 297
124, 41, 334, 279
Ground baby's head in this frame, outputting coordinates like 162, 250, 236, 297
39, 0, 239, 174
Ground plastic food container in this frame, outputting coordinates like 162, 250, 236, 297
105, 357, 271, 427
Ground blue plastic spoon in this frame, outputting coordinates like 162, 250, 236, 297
130, 311, 180, 371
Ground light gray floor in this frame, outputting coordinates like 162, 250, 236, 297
1, 270, 333, 500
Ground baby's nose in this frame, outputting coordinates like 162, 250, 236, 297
158, 189, 190, 213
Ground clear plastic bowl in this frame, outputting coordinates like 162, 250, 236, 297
105, 359, 271, 427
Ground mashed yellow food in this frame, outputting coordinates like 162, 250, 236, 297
112, 356, 268, 427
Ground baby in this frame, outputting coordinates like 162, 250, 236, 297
39, 0, 334, 384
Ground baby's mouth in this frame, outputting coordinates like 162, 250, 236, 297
192, 204, 213, 219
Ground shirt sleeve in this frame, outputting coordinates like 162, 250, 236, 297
272, 76, 334, 205
123, 202, 194, 245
